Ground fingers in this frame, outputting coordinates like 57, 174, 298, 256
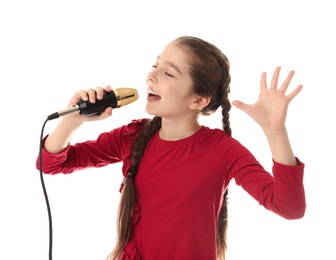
260, 66, 281, 91
260, 71, 267, 91
287, 84, 303, 101
270, 66, 281, 90
74, 85, 112, 103
95, 85, 113, 100
262, 67, 301, 96
278, 70, 295, 94
276, 68, 302, 100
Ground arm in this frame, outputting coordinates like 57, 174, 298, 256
232, 66, 303, 165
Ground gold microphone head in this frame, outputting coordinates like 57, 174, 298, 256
114, 88, 139, 108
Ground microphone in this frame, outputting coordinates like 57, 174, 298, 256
47, 88, 139, 120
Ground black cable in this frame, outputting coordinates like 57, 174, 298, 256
39, 118, 53, 260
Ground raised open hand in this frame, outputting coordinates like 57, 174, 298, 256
232, 66, 303, 134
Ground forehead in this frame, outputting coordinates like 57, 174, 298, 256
158, 41, 191, 71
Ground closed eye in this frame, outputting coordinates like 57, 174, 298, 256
152, 65, 174, 78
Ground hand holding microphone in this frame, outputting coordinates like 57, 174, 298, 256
47, 86, 139, 121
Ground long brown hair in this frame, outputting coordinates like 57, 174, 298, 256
107, 36, 231, 260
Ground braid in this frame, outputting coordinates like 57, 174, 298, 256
107, 116, 162, 260
130, 116, 162, 166
221, 80, 232, 136
217, 56, 231, 260
217, 189, 229, 260
217, 99, 232, 260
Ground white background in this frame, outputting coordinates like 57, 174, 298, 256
1, 0, 335, 259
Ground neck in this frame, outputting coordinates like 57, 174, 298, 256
159, 117, 201, 141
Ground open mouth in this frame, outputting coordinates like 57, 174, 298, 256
147, 89, 161, 101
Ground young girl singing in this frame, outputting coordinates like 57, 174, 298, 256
37, 36, 306, 260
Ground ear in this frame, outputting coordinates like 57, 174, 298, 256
189, 96, 211, 110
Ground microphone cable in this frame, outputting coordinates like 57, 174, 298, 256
39, 118, 53, 260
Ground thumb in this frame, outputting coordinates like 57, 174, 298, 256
232, 100, 250, 114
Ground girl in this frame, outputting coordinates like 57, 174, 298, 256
37, 36, 306, 260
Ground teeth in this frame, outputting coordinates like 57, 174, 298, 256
147, 88, 159, 96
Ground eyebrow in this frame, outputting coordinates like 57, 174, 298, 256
156, 55, 182, 75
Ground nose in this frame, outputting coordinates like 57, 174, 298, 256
147, 68, 158, 83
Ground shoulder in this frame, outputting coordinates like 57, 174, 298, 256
201, 126, 230, 140
99, 118, 150, 143
201, 126, 250, 153
114, 118, 150, 145
124, 118, 150, 135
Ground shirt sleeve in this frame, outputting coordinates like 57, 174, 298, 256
36, 119, 148, 175
222, 136, 306, 220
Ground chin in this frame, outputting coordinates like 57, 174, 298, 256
145, 106, 156, 116
145, 108, 162, 118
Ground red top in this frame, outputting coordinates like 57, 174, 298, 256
37, 119, 306, 259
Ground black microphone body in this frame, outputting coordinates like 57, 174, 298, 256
78, 91, 118, 116
47, 88, 138, 120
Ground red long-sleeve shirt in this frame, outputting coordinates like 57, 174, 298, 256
36, 119, 306, 259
